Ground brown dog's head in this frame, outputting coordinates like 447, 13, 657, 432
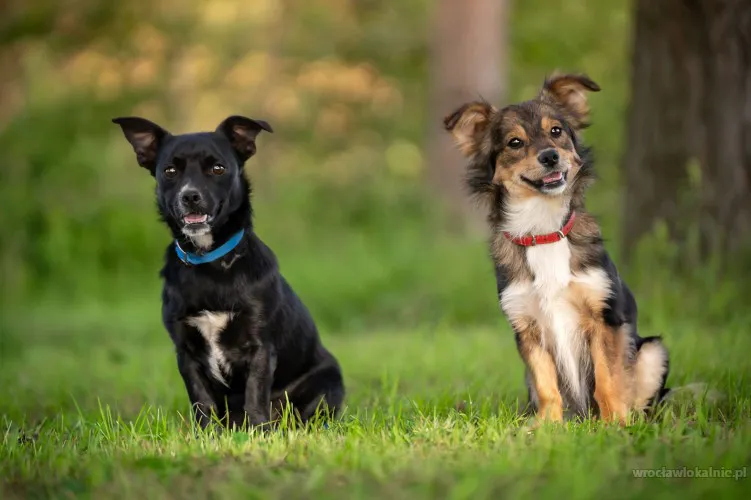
444, 73, 600, 205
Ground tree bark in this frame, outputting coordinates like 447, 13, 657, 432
621, 0, 703, 260
698, 0, 751, 256
622, 0, 751, 261
428, 0, 507, 233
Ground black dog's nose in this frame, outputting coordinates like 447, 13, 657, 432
537, 149, 560, 168
181, 190, 202, 206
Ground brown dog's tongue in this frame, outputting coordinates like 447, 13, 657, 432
543, 172, 563, 183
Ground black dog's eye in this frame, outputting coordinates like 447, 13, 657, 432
164, 166, 177, 178
211, 164, 226, 175
551, 126, 562, 137
507, 138, 524, 149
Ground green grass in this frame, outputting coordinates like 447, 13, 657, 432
3, 0, 750, 497
2, 303, 750, 499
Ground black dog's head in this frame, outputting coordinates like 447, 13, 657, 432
113, 115, 272, 249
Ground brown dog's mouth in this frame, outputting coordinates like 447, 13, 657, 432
542, 171, 564, 184
522, 170, 568, 191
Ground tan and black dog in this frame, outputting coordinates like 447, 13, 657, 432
444, 74, 669, 424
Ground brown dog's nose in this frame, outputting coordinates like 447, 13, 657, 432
537, 149, 559, 168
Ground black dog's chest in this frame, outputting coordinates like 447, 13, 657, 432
161, 252, 275, 389
183, 310, 242, 387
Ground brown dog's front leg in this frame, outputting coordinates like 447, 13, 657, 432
517, 326, 564, 423
590, 327, 628, 424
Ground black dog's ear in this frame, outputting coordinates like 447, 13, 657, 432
216, 115, 274, 162
539, 73, 601, 129
112, 117, 169, 175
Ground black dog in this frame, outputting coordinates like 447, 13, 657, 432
113, 115, 345, 429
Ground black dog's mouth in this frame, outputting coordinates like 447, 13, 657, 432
183, 213, 208, 225
522, 170, 568, 192
180, 201, 223, 227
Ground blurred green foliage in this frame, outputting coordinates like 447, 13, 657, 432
0, 0, 745, 332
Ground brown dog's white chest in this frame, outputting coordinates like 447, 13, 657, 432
499, 239, 610, 408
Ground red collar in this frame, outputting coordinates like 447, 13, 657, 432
503, 211, 577, 247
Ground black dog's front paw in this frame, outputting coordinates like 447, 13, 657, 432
227, 408, 271, 434
187, 419, 223, 439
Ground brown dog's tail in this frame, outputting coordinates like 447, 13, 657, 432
633, 337, 670, 410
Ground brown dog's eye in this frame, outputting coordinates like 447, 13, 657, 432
211, 164, 226, 175
551, 126, 562, 137
164, 166, 177, 178
507, 138, 524, 149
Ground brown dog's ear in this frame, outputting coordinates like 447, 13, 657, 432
216, 116, 273, 162
112, 117, 169, 176
539, 73, 600, 129
443, 102, 495, 157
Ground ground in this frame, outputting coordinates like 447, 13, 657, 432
1, 302, 750, 499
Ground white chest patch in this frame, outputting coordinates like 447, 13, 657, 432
189, 232, 214, 250
502, 196, 569, 238
529, 240, 587, 408
186, 311, 235, 386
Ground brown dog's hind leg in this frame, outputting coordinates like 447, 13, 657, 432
632, 337, 669, 410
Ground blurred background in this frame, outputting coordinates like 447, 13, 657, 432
1, 0, 749, 336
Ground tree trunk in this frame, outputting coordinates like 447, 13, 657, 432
622, 0, 751, 261
698, 0, 751, 256
428, 0, 507, 233
621, 0, 703, 260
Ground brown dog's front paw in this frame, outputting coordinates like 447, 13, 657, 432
522, 406, 564, 434
598, 403, 629, 426
537, 402, 564, 423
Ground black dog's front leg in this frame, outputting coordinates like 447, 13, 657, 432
243, 345, 276, 428
177, 352, 218, 430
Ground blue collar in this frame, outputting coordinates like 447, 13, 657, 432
175, 229, 245, 265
